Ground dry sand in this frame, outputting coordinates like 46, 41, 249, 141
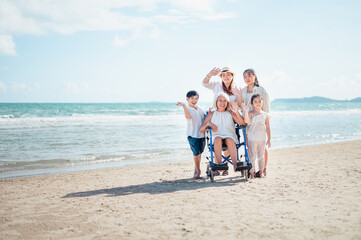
1, 141, 361, 239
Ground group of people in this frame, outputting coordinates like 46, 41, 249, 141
177, 67, 271, 179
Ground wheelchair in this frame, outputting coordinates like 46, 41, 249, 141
205, 124, 252, 182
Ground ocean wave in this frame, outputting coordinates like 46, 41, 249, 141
271, 108, 361, 117
0, 151, 189, 172
0, 115, 15, 119
0, 114, 185, 128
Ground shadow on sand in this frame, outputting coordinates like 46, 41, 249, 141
62, 176, 246, 198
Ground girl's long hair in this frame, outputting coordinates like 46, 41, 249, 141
243, 68, 259, 87
222, 79, 234, 95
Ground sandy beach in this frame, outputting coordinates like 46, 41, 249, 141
1, 140, 360, 239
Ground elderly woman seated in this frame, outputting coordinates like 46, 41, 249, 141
200, 92, 246, 176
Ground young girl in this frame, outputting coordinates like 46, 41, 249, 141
242, 68, 270, 175
200, 92, 246, 176
243, 94, 271, 178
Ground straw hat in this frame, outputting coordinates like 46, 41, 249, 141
218, 67, 235, 77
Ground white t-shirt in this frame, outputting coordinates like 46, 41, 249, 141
241, 86, 270, 113
202, 81, 238, 103
186, 106, 205, 138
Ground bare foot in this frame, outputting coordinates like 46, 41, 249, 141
193, 171, 202, 179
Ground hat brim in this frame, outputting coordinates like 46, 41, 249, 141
219, 71, 235, 77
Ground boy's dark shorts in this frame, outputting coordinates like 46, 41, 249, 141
187, 136, 205, 156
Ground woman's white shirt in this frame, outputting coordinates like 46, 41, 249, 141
241, 86, 270, 112
202, 81, 238, 103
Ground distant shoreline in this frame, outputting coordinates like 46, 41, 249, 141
271, 96, 361, 103
1, 96, 361, 104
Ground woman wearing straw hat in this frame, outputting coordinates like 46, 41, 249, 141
202, 67, 243, 175
202, 67, 242, 108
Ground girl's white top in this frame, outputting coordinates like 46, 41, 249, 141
241, 86, 270, 113
203, 81, 238, 103
186, 106, 205, 138
210, 110, 238, 144
247, 111, 270, 141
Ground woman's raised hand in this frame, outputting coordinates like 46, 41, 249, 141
241, 103, 248, 112
208, 67, 222, 77
230, 101, 238, 112
232, 86, 242, 96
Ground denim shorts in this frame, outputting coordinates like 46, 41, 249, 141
187, 136, 205, 156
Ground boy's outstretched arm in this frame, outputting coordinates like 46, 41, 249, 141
176, 102, 192, 119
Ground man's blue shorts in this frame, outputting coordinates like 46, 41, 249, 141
187, 136, 205, 156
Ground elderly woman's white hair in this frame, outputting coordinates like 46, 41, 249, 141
213, 92, 230, 110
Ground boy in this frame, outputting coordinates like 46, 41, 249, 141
176, 90, 205, 179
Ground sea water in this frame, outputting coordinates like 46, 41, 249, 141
1, 102, 360, 178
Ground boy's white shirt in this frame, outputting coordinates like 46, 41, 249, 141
186, 106, 205, 138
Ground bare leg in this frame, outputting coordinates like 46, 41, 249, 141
213, 137, 223, 164
248, 141, 257, 178
225, 138, 238, 171
193, 154, 201, 178
257, 141, 266, 178
224, 150, 230, 159
264, 148, 268, 176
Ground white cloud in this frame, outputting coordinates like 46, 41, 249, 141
0, 66, 9, 70
356, 74, 361, 81
65, 82, 78, 94
0, 34, 17, 56
0, 81, 40, 93
113, 35, 129, 48
65, 81, 90, 94
10, 81, 27, 92
171, 0, 214, 13
0, 81, 7, 92
33, 82, 40, 91
271, 70, 288, 84
199, 12, 238, 20
0, 0, 237, 55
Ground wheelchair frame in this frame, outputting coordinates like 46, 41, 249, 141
205, 124, 252, 182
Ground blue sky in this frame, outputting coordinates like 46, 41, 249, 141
0, 0, 360, 103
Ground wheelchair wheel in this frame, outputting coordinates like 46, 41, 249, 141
244, 169, 248, 181
210, 169, 214, 183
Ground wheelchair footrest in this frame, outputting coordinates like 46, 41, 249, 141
211, 163, 229, 171
235, 162, 252, 172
